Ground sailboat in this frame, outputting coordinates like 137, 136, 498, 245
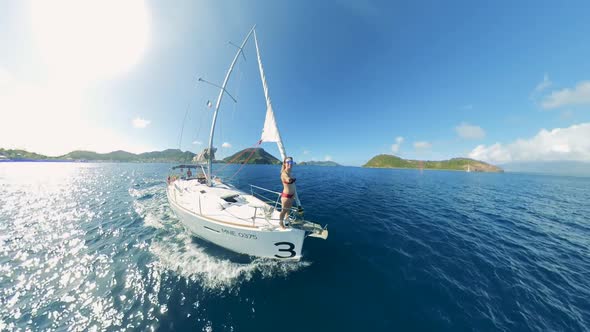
166, 26, 328, 260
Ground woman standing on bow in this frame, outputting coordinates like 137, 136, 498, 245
279, 157, 296, 229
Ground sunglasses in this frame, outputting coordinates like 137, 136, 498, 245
285, 160, 294, 165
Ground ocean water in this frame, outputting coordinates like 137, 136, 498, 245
1, 163, 589, 332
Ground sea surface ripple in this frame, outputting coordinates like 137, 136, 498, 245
0, 163, 589, 331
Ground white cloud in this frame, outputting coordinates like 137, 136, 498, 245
222, 142, 232, 148
303, 150, 310, 155
414, 141, 432, 149
541, 81, 590, 109
324, 155, 332, 161
455, 122, 486, 140
391, 136, 404, 153
132, 117, 151, 128
192, 140, 203, 145
469, 144, 511, 164
469, 123, 590, 163
534, 73, 552, 93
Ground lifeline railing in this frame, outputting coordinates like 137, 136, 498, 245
249, 184, 299, 219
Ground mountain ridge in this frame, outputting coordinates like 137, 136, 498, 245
363, 154, 503, 172
0, 148, 197, 163
222, 148, 281, 164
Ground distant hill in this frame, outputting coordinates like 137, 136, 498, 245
60, 150, 138, 161
222, 148, 281, 164
0, 148, 196, 163
138, 149, 196, 163
363, 154, 503, 172
0, 148, 49, 160
298, 160, 341, 166
58, 149, 196, 162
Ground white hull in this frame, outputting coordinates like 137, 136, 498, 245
166, 181, 306, 259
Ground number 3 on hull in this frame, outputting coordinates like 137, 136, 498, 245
274, 242, 297, 259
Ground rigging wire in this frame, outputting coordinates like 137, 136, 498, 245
217, 51, 246, 165
177, 100, 193, 151
232, 61, 245, 122
213, 140, 261, 177
178, 76, 207, 152
193, 103, 207, 147
227, 142, 261, 181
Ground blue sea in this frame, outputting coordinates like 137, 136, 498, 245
1, 163, 589, 331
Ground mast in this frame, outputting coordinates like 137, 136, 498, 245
206, 26, 256, 186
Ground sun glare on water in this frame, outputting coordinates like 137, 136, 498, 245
30, 0, 150, 81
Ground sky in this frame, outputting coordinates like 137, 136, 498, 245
1, 0, 590, 166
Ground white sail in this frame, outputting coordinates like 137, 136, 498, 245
254, 30, 287, 160
260, 104, 282, 144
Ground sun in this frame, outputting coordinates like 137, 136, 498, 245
30, 0, 150, 81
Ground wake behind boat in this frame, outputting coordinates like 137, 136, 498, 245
166, 26, 327, 260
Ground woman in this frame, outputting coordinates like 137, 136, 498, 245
279, 157, 296, 229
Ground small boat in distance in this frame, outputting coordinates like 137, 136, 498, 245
166, 26, 328, 260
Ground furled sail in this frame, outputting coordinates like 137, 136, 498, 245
193, 147, 216, 164
260, 104, 282, 144
254, 30, 287, 161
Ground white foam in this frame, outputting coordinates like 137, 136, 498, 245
150, 233, 310, 291
128, 185, 161, 199
143, 213, 164, 229
132, 190, 168, 229
128, 188, 141, 199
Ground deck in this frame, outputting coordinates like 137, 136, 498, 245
169, 179, 284, 229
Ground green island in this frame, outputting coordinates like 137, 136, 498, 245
1, 148, 501, 172
222, 148, 343, 166
0, 147, 281, 164
222, 148, 281, 164
0, 148, 197, 163
363, 154, 503, 172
